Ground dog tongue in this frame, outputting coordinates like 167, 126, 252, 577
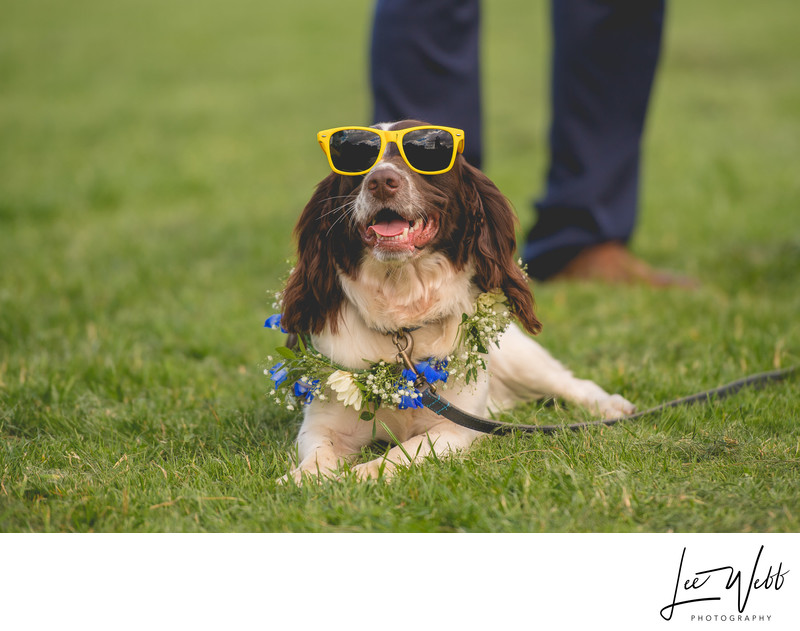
368, 218, 409, 237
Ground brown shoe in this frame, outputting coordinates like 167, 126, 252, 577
551, 242, 699, 288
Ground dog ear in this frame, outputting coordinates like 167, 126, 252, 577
280, 173, 359, 335
460, 161, 542, 335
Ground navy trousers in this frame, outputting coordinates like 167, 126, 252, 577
370, 0, 665, 279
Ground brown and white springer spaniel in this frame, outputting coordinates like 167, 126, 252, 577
278, 120, 634, 481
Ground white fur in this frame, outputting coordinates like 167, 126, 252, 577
351, 160, 421, 229
281, 124, 634, 482
282, 256, 634, 483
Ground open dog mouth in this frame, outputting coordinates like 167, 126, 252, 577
360, 208, 439, 254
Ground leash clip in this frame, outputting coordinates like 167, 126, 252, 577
391, 329, 436, 394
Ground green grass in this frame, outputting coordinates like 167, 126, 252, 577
1, 0, 798, 532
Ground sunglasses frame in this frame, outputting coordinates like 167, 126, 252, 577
317, 125, 465, 176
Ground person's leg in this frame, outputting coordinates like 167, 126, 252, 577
524, 0, 666, 280
370, 0, 483, 167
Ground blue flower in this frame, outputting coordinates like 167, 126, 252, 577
395, 370, 424, 410
401, 368, 418, 384
418, 358, 449, 385
397, 359, 447, 409
264, 314, 287, 333
293, 378, 320, 405
268, 361, 288, 388
398, 391, 424, 410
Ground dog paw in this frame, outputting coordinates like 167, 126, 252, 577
276, 466, 333, 485
276, 469, 305, 485
350, 460, 395, 481
594, 394, 636, 420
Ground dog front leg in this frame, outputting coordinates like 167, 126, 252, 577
280, 402, 371, 483
351, 421, 482, 481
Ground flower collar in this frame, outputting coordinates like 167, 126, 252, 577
263, 289, 513, 417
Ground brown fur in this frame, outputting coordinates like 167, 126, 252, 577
281, 129, 541, 336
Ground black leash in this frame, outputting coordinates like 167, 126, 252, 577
417, 365, 799, 435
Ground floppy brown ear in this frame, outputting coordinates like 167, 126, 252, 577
280, 173, 360, 335
460, 161, 542, 335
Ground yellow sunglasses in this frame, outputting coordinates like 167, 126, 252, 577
317, 125, 465, 176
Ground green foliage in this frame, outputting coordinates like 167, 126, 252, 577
1, 0, 799, 532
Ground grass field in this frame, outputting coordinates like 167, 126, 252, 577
1, 0, 799, 532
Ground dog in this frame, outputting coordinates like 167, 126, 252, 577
273, 120, 634, 482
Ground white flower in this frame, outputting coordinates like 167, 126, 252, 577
326, 370, 362, 411
477, 293, 493, 309
341, 387, 363, 410
327, 370, 352, 390
477, 289, 506, 310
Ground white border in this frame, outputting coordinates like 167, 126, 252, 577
2, 534, 798, 631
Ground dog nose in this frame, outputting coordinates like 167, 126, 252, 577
365, 167, 400, 201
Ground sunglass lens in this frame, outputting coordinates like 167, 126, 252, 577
402, 129, 455, 173
329, 129, 381, 173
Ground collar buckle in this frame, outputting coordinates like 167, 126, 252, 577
390, 329, 436, 394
